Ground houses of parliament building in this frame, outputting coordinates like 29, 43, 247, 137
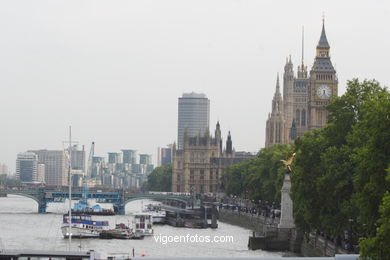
265, 21, 338, 147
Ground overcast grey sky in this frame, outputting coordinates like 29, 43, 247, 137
1, 0, 389, 172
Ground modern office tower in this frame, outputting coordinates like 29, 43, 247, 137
70, 145, 86, 171
122, 150, 137, 164
16, 152, 38, 182
177, 92, 210, 149
157, 146, 173, 166
29, 150, 68, 186
139, 154, 152, 165
108, 152, 122, 164
37, 164, 45, 183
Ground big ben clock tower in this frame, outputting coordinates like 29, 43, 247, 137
308, 20, 338, 130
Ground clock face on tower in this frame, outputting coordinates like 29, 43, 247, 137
317, 84, 331, 99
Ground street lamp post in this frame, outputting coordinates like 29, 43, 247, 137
348, 218, 354, 252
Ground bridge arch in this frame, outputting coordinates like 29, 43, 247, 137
123, 195, 189, 206
1, 192, 40, 204
0, 190, 47, 213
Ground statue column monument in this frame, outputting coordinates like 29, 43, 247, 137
278, 153, 296, 229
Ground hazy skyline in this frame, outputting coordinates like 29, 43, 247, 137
1, 0, 389, 172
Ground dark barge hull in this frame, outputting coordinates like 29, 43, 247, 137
99, 231, 144, 240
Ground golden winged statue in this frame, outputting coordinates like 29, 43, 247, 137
280, 152, 296, 173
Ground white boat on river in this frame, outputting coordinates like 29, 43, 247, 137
143, 204, 166, 224
61, 214, 110, 238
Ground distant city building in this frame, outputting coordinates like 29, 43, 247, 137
132, 164, 141, 174
139, 154, 152, 165
86, 177, 101, 187
37, 163, 45, 183
139, 154, 154, 177
71, 170, 84, 187
91, 156, 105, 178
29, 150, 68, 186
157, 146, 173, 166
85, 148, 154, 190
108, 152, 122, 164
146, 164, 154, 173
234, 151, 257, 159
70, 145, 86, 171
178, 92, 210, 149
0, 163, 9, 175
265, 21, 338, 147
172, 122, 254, 194
122, 150, 137, 164
16, 152, 38, 182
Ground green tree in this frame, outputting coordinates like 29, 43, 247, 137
143, 164, 172, 192
291, 79, 389, 238
348, 82, 390, 236
359, 169, 390, 260
223, 144, 292, 204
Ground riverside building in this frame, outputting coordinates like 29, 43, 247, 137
172, 122, 255, 194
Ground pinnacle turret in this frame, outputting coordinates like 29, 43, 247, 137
226, 131, 232, 155
317, 19, 330, 49
272, 74, 283, 113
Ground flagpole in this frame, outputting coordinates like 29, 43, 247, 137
68, 126, 72, 250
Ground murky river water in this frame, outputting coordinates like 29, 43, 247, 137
0, 195, 282, 258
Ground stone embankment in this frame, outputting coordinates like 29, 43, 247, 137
218, 208, 279, 232
300, 232, 349, 256
219, 208, 350, 257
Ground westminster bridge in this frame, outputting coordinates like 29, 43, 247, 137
0, 186, 191, 214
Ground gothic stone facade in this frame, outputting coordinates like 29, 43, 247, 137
172, 122, 254, 194
265, 22, 338, 147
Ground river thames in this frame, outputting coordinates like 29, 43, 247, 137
0, 195, 283, 258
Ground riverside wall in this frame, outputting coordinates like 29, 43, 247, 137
219, 209, 350, 257
218, 208, 278, 233
300, 232, 349, 256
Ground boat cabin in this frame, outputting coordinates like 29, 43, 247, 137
132, 213, 153, 236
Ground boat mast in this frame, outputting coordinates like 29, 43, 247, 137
68, 126, 72, 249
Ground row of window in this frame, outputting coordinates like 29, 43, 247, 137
190, 152, 207, 163
175, 182, 219, 193
295, 97, 307, 103
82, 224, 101, 229
176, 169, 220, 183
316, 74, 333, 81
294, 86, 307, 93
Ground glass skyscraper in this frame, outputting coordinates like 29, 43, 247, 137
178, 92, 210, 149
